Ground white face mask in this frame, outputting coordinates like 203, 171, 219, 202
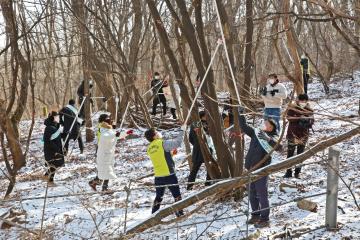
156, 131, 163, 139
299, 102, 307, 108
268, 78, 276, 85
155, 75, 160, 80
54, 115, 60, 123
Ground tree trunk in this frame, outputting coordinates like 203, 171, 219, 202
243, 0, 254, 98
282, 0, 303, 94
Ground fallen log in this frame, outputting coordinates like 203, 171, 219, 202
124, 126, 359, 236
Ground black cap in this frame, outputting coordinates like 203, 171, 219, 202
69, 99, 76, 105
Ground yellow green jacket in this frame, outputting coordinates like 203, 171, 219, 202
147, 131, 184, 177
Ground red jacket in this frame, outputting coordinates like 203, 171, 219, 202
286, 103, 314, 143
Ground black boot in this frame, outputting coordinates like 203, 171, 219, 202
102, 180, 109, 191
283, 169, 293, 178
152, 198, 163, 214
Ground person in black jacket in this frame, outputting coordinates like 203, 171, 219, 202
238, 107, 281, 228
59, 99, 84, 155
77, 79, 93, 118
151, 72, 167, 116
43, 111, 65, 183
187, 111, 212, 190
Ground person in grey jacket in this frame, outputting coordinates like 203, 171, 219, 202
238, 106, 282, 228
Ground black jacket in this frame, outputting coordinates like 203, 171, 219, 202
239, 114, 279, 170
59, 106, 81, 139
43, 118, 64, 167
189, 123, 204, 164
151, 79, 164, 95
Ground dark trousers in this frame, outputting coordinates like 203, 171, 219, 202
78, 97, 85, 119
152, 94, 167, 115
170, 108, 177, 119
187, 161, 211, 189
152, 174, 182, 215
249, 176, 269, 221
63, 135, 84, 154
303, 73, 309, 94
286, 140, 306, 174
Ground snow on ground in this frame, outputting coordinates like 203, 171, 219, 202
0, 73, 360, 239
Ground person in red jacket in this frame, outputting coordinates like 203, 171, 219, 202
284, 94, 314, 178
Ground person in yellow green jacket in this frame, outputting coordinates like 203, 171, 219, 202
144, 126, 186, 217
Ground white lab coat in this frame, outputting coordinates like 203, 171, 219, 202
96, 128, 117, 180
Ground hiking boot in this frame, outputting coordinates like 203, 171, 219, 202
254, 219, 270, 228
283, 169, 293, 178
246, 215, 261, 224
89, 180, 98, 191
294, 168, 301, 179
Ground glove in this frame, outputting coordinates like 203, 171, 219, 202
112, 125, 117, 129
126, 129, 134, 135
172, 149, 178, 155
59, 126, 64, 133
238, 106, 245, 114
258, 131, 270, 142
260, 87, 267, 96
115, 131, 120, 137
270, 89, 279, 97
181, 125, 187, 131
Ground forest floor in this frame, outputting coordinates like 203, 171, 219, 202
0, 74, 360, 240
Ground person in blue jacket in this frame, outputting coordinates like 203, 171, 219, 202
238, 106, 282, 228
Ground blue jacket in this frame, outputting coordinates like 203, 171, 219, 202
238, 114, 279, 170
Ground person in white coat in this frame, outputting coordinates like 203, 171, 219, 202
260, 74, 287, 130
163, 82, 181, 120
89, 114, 132, 191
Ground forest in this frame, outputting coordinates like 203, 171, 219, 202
0, 0, 359, 239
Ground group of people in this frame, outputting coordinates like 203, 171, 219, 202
143, 73, 314, 228
43, 98, 132, 190
42, 72, 314, 228
43, 99, 85, 183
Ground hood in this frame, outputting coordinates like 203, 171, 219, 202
44, 117, 56, 127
